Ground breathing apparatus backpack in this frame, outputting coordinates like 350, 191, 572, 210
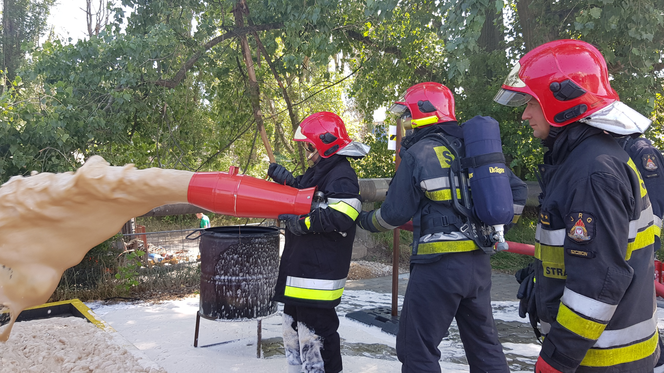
620, 135, 664, 251
433, 116, 514, 254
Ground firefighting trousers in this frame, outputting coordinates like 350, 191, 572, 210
396, 250, 509, 373
282, 304, 342, 373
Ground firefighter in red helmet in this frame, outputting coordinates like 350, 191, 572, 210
268, 111, 369, 373
358, 82, 527, 372
495, 39, 659, 372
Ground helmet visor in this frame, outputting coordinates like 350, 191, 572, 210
389, 102, 408, 115
493, 89, 532, 107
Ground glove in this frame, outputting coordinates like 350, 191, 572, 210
268, 163, 296, 187
535, 356, 562, 373
278, 214, 307, 236
515, 262, 542, 340
515, 262, 536, 318
356, 210, 374, 232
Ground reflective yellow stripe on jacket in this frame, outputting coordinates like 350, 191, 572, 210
417, 239, 478, 254
654, 215, 663, 242
582, 331, 659, 367
308, 197, 362, 230
535, 225, 566, 279
513, 203, 525, 224
326, 197, 362, 221
371, 209, 400, 232
580, 310, 659, 367
626, 204, 656, 260
284, 276, 346, 302
420, 176, 461, 202
557, 285, 659, 367
554, 287, 659, 368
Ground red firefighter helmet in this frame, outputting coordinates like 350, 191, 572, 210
494, 39, 619, 127
294, 112, 352, 158
390, 82, 456, 129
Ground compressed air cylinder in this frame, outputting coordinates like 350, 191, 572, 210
462, 116, 514, 226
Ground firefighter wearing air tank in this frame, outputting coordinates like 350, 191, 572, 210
268, 112, 369, 373
357, 82, 528, 373
618, 135, 664, 252
495, 39, 659, 372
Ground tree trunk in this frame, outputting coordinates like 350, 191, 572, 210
516, 0, 568, 52
2, 0, 23, 83
516, 0, 538, 52
478, 4, 502, 53
233, 0, 275, 164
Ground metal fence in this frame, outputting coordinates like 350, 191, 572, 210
121, 228, 201, 265
119, 222, 279, 265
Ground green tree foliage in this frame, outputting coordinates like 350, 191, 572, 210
1, 0, 359, 181
354, 121, 398, 179
347, 0, 663, 180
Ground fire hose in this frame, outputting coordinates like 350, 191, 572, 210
503, 241, 664, 298
397, 221, 664, 298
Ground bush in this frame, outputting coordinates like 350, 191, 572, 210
50, 233, 201, 302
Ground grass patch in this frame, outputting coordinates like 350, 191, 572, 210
504, 211, 537, 245
490, 251, 534, 274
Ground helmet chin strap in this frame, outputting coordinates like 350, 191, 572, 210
306, 150, 320, 167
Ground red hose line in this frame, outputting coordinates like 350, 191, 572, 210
388, 230, 664, 297
505, 241, 664, 298
655, 280, 664, 299
506, 241, 535, 256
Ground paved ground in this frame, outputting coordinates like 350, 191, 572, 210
346, 270, 521, 302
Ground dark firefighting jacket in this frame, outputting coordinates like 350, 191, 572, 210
535, 123, 659, 372
620, 135, 664, 251
359, 122, 527, 263
273, 155, 361, 309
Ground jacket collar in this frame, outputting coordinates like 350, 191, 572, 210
401, 121, 461, 150
544, 122, 604, 165
298, 155, 347, 188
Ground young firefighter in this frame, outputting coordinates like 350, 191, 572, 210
494, 39, 659, 372
357, 82, 528, 372
268, 112, 369, 373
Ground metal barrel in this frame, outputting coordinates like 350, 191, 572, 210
198, 226, 279, 320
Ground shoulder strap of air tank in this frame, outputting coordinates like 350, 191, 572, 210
423, 132, 464, 157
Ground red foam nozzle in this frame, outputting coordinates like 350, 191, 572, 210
187, 166, 315, 219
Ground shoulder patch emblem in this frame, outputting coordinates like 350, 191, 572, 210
566, 212, 594, 243
643, 154, 658, 171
